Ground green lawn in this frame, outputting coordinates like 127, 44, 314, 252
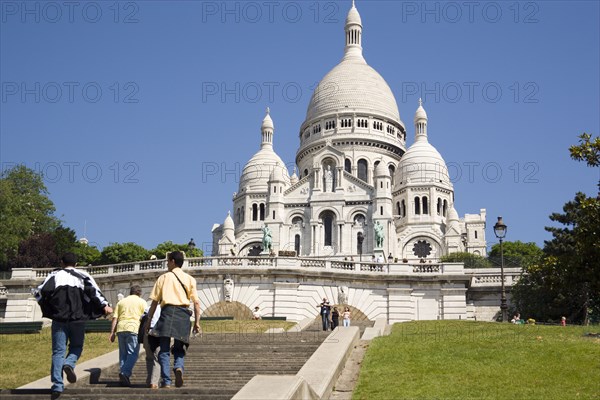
353, 321, 600, 400
0, 320, 295, 389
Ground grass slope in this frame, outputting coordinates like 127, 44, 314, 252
353, 321, 600, 400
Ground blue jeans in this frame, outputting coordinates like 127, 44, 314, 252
343, 319, 350, 327
158, 337, 186, 386
51, 320, 86, 392
117, 331, 140, 377
321, 313, 329, 331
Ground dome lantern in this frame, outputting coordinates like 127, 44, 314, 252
261, 107, 274, 149
414, 98, 428, 142
344, 0, 363, 61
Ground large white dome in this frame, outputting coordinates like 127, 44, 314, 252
305, 59, 401, 123
303, 2, 402, 126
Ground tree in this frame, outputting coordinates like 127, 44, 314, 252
0, 165, 59, 269
488, 241, 543, 268
570, 133, 600, 167
8, 233, 60, 269
513, 133, 600, 324
100, 242, 150, 265
72, 242, 102, 266
440, 252, 492, 268
150, 241, 203, 259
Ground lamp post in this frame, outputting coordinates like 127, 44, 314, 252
493, 217, 508, 322
188, 238, 196, 255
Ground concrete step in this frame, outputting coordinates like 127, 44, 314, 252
4, 325, 355, 399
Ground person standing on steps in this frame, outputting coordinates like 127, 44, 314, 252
317, 298, 331, 331
109, 285, 147, 387
342, 307, 351, 327
145, 251, 201, 388
142, 303, 162, 389
331, 307, 340, 330
35, 253, 112, 399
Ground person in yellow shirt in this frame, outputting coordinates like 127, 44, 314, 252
109, 285, 147, 386
145, 251, 201, 388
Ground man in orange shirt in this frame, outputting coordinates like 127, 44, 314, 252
144, 251, 201, 388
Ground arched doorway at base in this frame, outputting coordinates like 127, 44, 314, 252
203, 301, 253, 319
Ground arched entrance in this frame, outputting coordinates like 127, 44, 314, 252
203, 301, 254, 319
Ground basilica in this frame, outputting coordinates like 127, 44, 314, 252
211, 2, 487, 261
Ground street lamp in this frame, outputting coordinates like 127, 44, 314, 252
188, 238, 196, 254
493, 216, 508, 322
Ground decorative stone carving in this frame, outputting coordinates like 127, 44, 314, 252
338, 286, 348, 305
223, 277, 234, 302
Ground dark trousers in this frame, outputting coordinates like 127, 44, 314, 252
321, 314, 329, 331
332, 317, 339, 330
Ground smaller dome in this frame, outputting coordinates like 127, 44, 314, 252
240, 149, 290, 191
374, 161, 389, 177
345, 2, 362, 26
269, 165, 287, 182
290, 170, 299, 185
447, 206, 459, 222
223, 211, 234, 231
262, 107, 274, 130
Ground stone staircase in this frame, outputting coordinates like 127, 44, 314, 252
1, 319, 374, 400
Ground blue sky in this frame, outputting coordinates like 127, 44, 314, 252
1, 0, 599, 255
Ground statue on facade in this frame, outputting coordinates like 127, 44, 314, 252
223, 277, 234, 302
324, 165, 334, 192
374, 221, 384, 248
262, 225, 272, 253
338, 286, 348, 305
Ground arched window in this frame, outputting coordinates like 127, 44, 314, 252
353, 213, 365, 226
344, 159, 352, 173
322, 212, 334, 246
475, 230, 478, 239
396, 202, 401, 216
389, 165, 395, 186
443, 199, 448, 217
259, 203, 265, 221
357, 159, 368, 182
236, 208, 241, 224
414, 197, 421, 215
401, 200, 406, 217
294, 234, 301, 254
252, 204, 258, 221
422, 196, 429, 215
380, 206, 383, 216
304, 169, 309, 178
437, 198, 442, 215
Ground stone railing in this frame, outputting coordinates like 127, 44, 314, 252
9, 259, 522, 286
466, 268, 522, 287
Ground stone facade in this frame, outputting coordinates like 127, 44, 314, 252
212, 3, 487, 262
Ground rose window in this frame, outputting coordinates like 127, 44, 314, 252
412, 240, 432, 258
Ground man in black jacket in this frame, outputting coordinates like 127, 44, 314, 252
35, 253, 112, 398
